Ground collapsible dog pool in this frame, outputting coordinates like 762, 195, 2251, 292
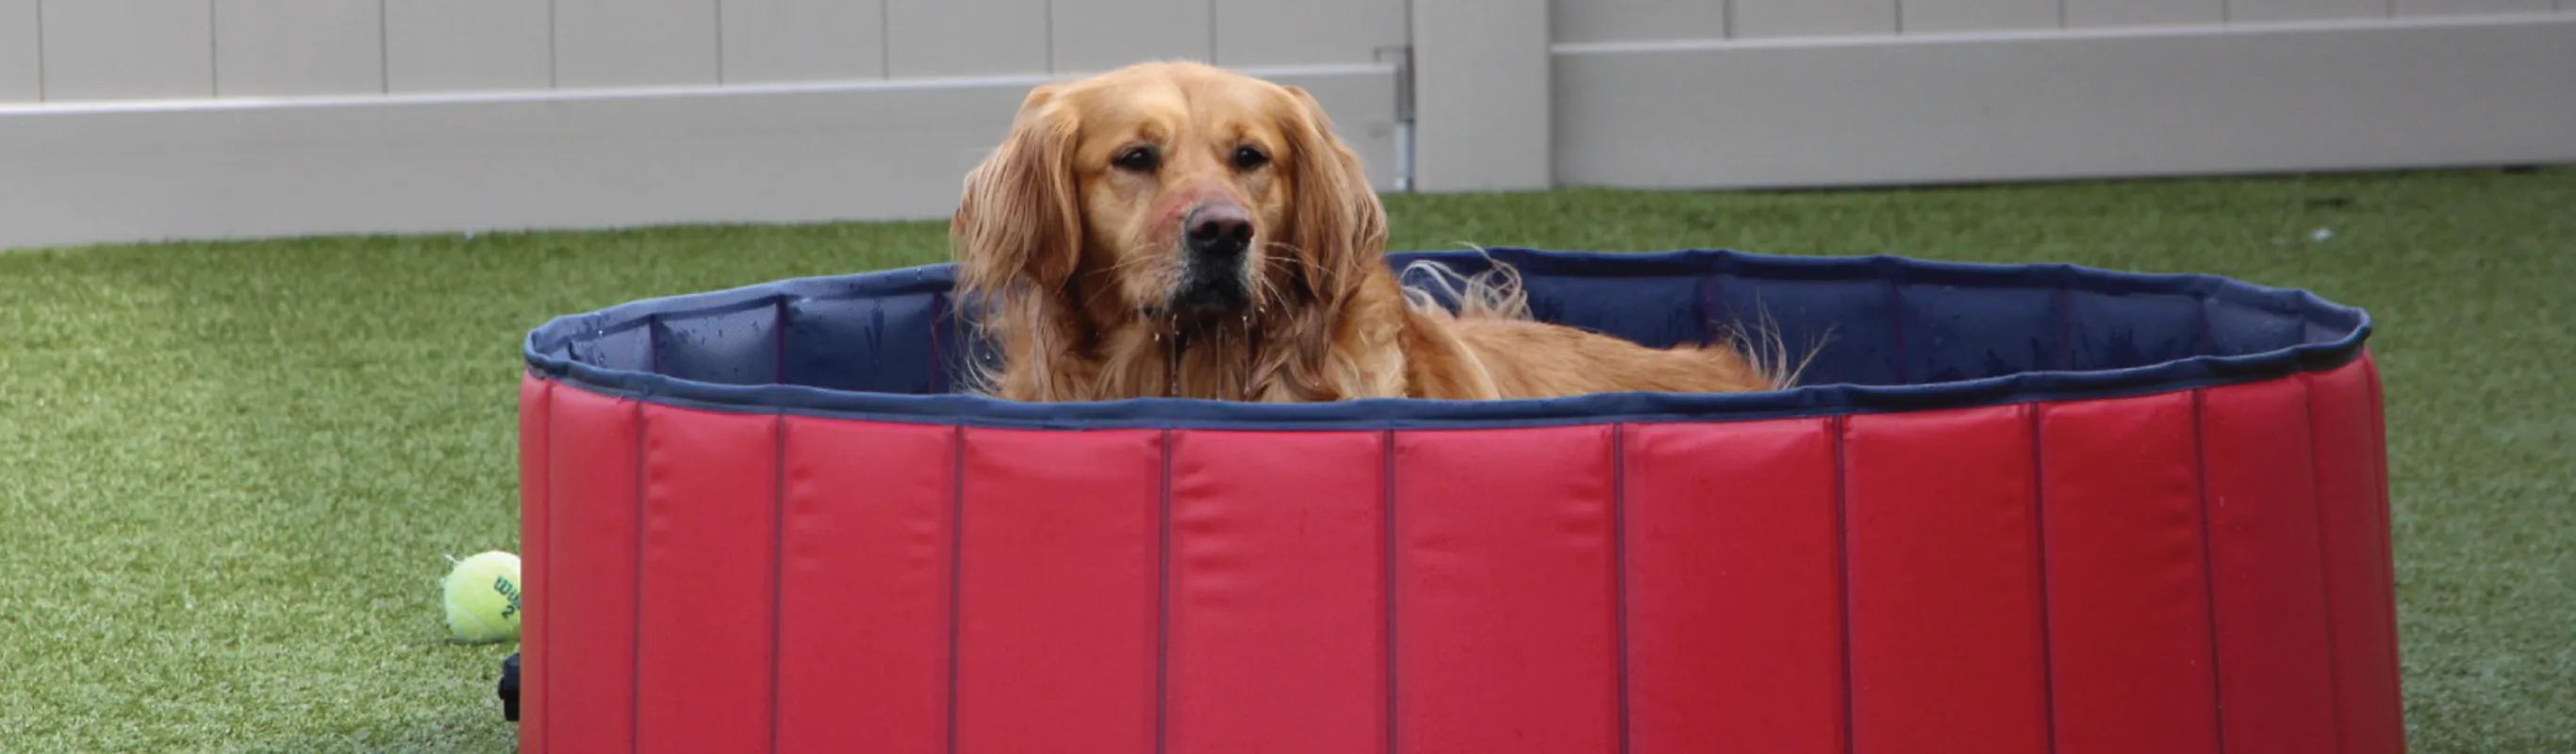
513, 248, 2402, 754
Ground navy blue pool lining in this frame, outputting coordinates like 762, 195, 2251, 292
521, 247, 2371, 431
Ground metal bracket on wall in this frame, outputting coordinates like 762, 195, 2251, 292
1376, 43, 1416, 192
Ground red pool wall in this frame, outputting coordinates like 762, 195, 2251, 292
514, 354, 2403, 754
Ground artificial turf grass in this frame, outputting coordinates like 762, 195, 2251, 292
0, 166, 2568, 752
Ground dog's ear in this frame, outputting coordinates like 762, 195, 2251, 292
952, 84, 1083, 303
1275, 85, 1388, 305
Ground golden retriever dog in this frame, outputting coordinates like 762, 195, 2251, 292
949, 60, 1789, 402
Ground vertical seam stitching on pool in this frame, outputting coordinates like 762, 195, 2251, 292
1382, 428, 1399, 754
646, 314, 662, 380
2363, 358, 2403, 733
1693, 274, 1714, 347
2195, 291, 2215, 361
768, 413, 786, 754
1611, 423, 1632, 754
1157, 428, 1174, 754
537, 380, 555, 754
2053, 285, 2073, 371
2193, 388, 2231, 754
2303, 374, 2349, 752
1886, 274, 1910, 385
630, 398, 646, 754
948, 424, 967, 754
1832, 415, 1856, 753
2029, 402, 2061, 753
929, 290, 947, 393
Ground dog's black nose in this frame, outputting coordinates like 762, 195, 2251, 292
1184, 204, 1253, 257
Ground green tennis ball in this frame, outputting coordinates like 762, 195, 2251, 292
443, 550, 523, 644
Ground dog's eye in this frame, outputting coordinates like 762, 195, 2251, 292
1232, 145, 1270, 171
1113, 146, 1159, 172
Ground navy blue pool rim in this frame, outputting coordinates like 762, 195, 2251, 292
520, 247, 2372, 430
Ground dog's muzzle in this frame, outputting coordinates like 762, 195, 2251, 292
1171, 203, 1255, 319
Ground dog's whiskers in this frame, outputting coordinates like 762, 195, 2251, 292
1086, 254, 1167, 287
1247, 269, 1288, 315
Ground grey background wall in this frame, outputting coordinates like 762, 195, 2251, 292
1541, 0, 2576, 191
0, 0, 2568, 250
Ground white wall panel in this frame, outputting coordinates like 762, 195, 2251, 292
0, 0, 36, 101
10, 0, 2574, 252
553, 0, 719, 88
1274, 64, 1404, 188
40, 0, 215, 101
1901, 0, 2059, 32
385, 0, 551, 92
1412, 0, 1552, 190
1551, 0, 1726, 44
2232, 0, 2390, 22
1732, 0, 1898, 38
883, 0, 1046, 77
2394, 0, 2551, 14
1553, 16, 2576, 188
0, 64, 1397, 250
1213, 0, 1405, 65
885, 0, 1046, 75
213, 0, 383, 96
719, 0, 885, 83
2064, 0, 2223, 26
1051, 0, 1211, 73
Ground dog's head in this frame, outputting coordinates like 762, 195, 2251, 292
951, 61, 1386, 341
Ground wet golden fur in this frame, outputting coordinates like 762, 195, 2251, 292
949, 61, 1792, 402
